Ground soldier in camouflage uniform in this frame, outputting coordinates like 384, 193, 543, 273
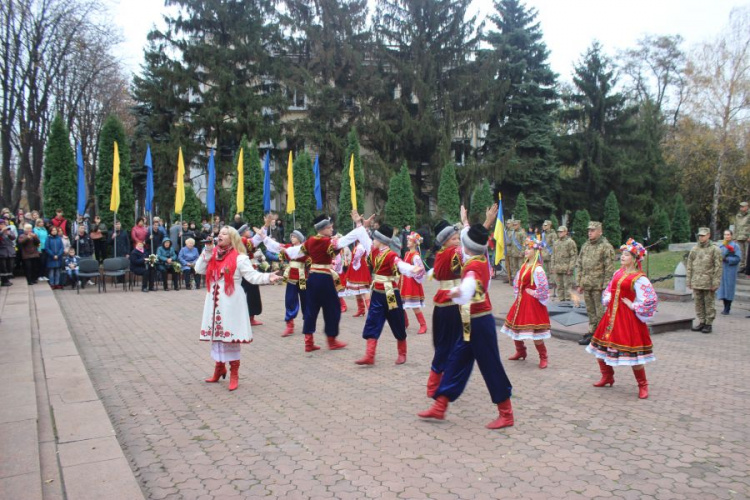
506, 219, 527, 287
551, 226, 577, 301
735, 202, 749, 273
687, 227, 723, 333
541, 220, 557, 292
575, 221, 616, 345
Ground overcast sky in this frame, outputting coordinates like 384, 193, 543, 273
113, 0, 745, 81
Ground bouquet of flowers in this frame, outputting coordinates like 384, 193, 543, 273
172, 261, 182, 273
147, 254, 158, 267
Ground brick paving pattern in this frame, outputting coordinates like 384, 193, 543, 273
55, 280, 750, 499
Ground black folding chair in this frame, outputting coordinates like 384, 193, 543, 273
102, 258, 129, 292
76, 258, 102, 294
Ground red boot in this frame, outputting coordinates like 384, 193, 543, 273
593, 359, 615, 387
282, 320, 294, 337
364, 298, 370, 311
339, 297, 348, 312
416, 312, 427, 334
250, 316, 263, 326
205, 362, 227, 383
228, 360, 240, 391
426, 370, 443, 398
535, 342, 548, 369
508, 340, 527, 361
327, 336, 347, 350
304, 334, 321, 352
486, 398, 514, 429
633, 367, 648, 399
355, 339, 377, 365
404, 311, 410, 328
353, 296, 366, 317
417, 395, 449, 420
395, 340, 407, 365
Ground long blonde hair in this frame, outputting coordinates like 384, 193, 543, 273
221, 226, 247, 255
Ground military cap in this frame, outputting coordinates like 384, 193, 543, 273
543, 220, 552, 226
740, 201, 749, 207
587, 221, 602, 230
557, 225, 568, 232
697, 227, 710, 236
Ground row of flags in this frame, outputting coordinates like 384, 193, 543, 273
79, 143, 505, 263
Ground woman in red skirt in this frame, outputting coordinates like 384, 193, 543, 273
586, 238, 657, 399
346, 240, 372, 317
333, 243, 351, 312
400, 232, 428, 334
501, 238, 551, 368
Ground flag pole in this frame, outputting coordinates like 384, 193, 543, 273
113, 212, 118, 258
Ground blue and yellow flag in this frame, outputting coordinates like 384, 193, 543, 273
493, 193, 505, 265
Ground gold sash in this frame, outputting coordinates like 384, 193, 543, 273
438, 279, 461, 290
460, 257, 488, 342
283, 261, 307, 290
372, 275, 399, 310
309, 264, 343, 291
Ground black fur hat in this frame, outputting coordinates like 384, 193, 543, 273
462, 223, 489, 253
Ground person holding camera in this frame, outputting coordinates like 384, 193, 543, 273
0, 218, 16, 286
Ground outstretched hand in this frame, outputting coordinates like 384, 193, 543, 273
484, 204, 499, 228
268, 271, 283, 284
460, 205, 469, 226
363, 214, 375, 228
252, 226, 265, 237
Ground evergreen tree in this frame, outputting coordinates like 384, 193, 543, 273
650, 205, 671, 252
43, 116, 77, 219
437, 162, 460, 223
172, 185, 204, 226
558, 43, 639, 225
96, 116, 134, 228
672, 193, 691, 243
289, 151, 315, 233
470, 179, 493, 224
571, 209, 590, 249
337, 129, 365, 233
385, 162, 417, 229
549, 213, 559, 231
513, 192, 529, 229
482, 0, 559, 217
229, 137, 264, 228
371, 0, 481, 211
603, 191, 622, 246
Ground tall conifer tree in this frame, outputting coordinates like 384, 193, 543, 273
96, 116, 134, 228
672, 194, 691, 243
337, 129, 365, 233
385, 163, 417, 229
513, 192, 529, 228
470, 179, 493, 224
230, 137, 264, 228
603, 191, 622, 246
572, 209, 590, 249
43, 116, 77, 219
437, 162, 460, 223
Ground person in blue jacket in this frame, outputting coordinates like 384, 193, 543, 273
178, 237, 201, 290
45, 226, 65, 289
157, 238, 179, 291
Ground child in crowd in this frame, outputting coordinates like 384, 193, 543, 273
64, 248, 80, 289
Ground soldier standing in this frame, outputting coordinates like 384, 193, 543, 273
551, 226, 577, 301
506, 219, 527, 286
735, 201, 749, 273
541, 220, 557, 295
575, 221, 616, 345
687, 227, 723, 334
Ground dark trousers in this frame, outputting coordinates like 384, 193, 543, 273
302, 273, 341, 337
285, 282, 307, 321
159, 268, 179, 289
435, 314, 513, 405
0, 257, 13, 283
362, 290, 406, 341
93, 239, 107, 262
182, 268, 201, 289
22, 257, 38, 284
430, 305, 462, 374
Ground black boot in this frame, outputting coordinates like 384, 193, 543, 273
702, 324, 713, 334
578, 333, 593, 345
720, 300, 729, 315
691, 322, 706, 332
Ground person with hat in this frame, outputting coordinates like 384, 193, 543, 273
687, 227, 722, 333
346, 239, 372, 317
502, 238, 552, 369
156, 237, 179, 290
400, 232, 428, 334
238, 224, 266, 325
196, 226, 282, 391
551, 226, 577, 301
280, 210, 373, 352
586, 238, 657, 399
717, 229, 742, 315
575, 221, 616, 345
506, 219, 527, 286
418, 222, 514, 429
735, 201, 749, 274
354, 224, 425, 366
0, 218, 17, 286
540, 220, 557, 292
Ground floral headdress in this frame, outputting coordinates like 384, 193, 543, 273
525, 238, 544, 251
620, 238, 647, 261
407, 231, 423, 245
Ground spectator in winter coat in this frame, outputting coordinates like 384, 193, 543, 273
178, 238, 201, 289
18, 224, 40, 284
129, 241, 150, 292
146, 221, 164, 253
131, 217, 148, 248
0, 218, 16, 286
51, 208, 68, 237
73, 225, 94, 258
45, 226, 65, 288
169, 222, 182, 251
64, 248, 81, 289
156, 238, 179, 290
34, 218, 49, 280
111, 220, 131, 258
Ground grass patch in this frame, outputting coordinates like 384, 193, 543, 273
643, 250, 688, 289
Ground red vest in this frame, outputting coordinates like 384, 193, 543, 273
463, 255, 492, 316
302, 236, 336, 271
433, 245, 462, 304
281, 244, 309, 281
371, 247, 400, 291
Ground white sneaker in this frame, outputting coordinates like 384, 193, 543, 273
87, 280, 94, 286
39, 277, 48, 281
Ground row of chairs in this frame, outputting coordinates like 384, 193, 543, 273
74, 257, 131, 294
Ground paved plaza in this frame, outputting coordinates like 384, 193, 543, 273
4, 277, 750, 499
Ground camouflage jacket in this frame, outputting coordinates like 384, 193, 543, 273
541, 230, 557, 259
735, 212, 750, 240
575, 236, 616, 290
506, 229, 527, 258
686, 241, 722, 290
551, 236, 577, 274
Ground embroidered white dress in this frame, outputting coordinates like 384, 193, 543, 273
195, 251, 272, 361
